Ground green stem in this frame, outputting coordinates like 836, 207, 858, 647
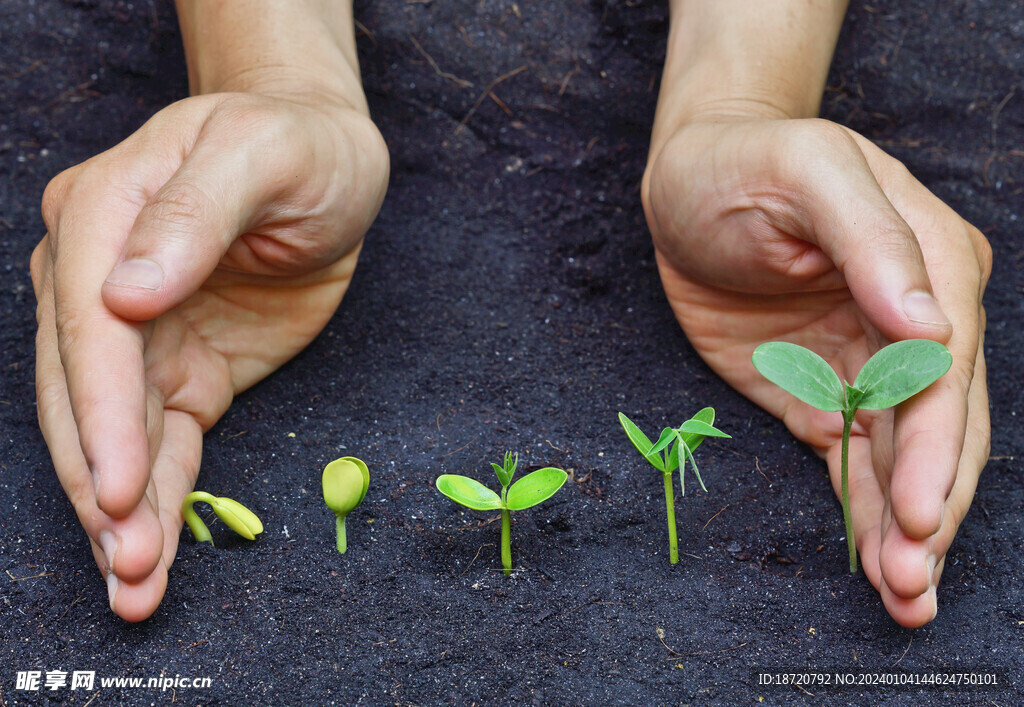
182, 491, 218, 545
336, 514, 348, 554
663, 471, 679, 564
500, 508, 512, 576
841, 410, 857, 573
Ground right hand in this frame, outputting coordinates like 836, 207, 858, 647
643, 117, 991, 627
32, 91, 389, 621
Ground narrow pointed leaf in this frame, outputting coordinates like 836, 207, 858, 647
677, 436, 708, 495
492, 463, 513, 488
436, 474, 503, 510
618, 412, 665, 472
649, 427, 676, 455
677, 419, 731, 439
752, 342, 846, 412
666, 438, 680, 473
853, 339, 952, 410
678, 407, 716, 457
505, 468, 568, 510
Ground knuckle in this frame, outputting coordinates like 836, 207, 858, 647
142, 179, 214, 236
41, 167, 77, 230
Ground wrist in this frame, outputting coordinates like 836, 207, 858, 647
651, 0, 847, 152
175, 0, 368, 114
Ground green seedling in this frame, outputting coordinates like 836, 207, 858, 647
752, 339, 952, 573
181, 491, 263, 546
618, 408, 731, 564
436, 452, 567, 576
323, 456, 370, 554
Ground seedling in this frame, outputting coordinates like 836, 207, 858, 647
618, 408, 731, 564
436, 452, 567, 576
181, 491, 263, 546
752, 339, 952, 573
323, 457, 370, 554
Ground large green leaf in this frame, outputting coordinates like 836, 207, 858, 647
752, 342, 846, 412
618, 412, 665, 472
435, 475, 503, 510
853, 339, 952, 410
505, 467, 567, 510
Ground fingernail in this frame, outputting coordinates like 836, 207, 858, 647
926, 553, 936, 583
93, 470, 101, 499
99, 530, 118, 570
106, 572, 119, 611
927, 585, 938, 621
902, 290, 951, 327
105, 258, 164, 291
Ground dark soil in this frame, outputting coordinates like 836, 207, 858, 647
2, 1, 1022, 704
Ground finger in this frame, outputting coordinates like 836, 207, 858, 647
887, 251, 986, 539
880, 330, 989, 599
101, 107, 310, 322
784, 123, 955, 343
47, 179, 152, 518
35, 258, 164, 584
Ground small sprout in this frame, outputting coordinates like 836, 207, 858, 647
322, 457, 370, 554
436, 451, 567, 576
752, 339, 952, 573
619, 408, 730, 564
181, 491, 263, 546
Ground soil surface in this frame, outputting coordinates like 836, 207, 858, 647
2, 1, 1022, 704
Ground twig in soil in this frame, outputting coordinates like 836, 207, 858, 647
991, 87, 1016, 148
459, 543, 494, 576
545, 439, 566, 453
83, 692, 101, 707
702, 504, 730, 530
354, 19, 376, 47
656, 627, 684, 657
755, 456, 770, 483
675, 641, 750, 659
455, 65, 528, 135
558, 65, 579, 96
458, 25, 477, 49
489, 91, 513, 116
6, 570, 53, 582
58, 593, 85, 620
893, 635, 912, 666
410, 35, 473, 89
442, 434, 479, 456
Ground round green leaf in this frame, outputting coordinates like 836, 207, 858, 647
852, 339, 952, 410
323, 459, 367, 516
211, 497, 263, 540
752, 342, 846, 412
435, 474, 503, 510
505, 467, 567, 511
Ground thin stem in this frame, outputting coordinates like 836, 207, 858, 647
663, 471, 679, 564
181, 491, 217, 545
336, 514, 348, 554
500, 508, 512, 576
841, 410, 857, 573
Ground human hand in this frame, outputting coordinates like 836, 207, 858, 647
32, 91, 388, 621
642, 118, 991, 627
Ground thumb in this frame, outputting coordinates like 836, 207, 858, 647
798, 125, 953, 343
101, 126, 283, 321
